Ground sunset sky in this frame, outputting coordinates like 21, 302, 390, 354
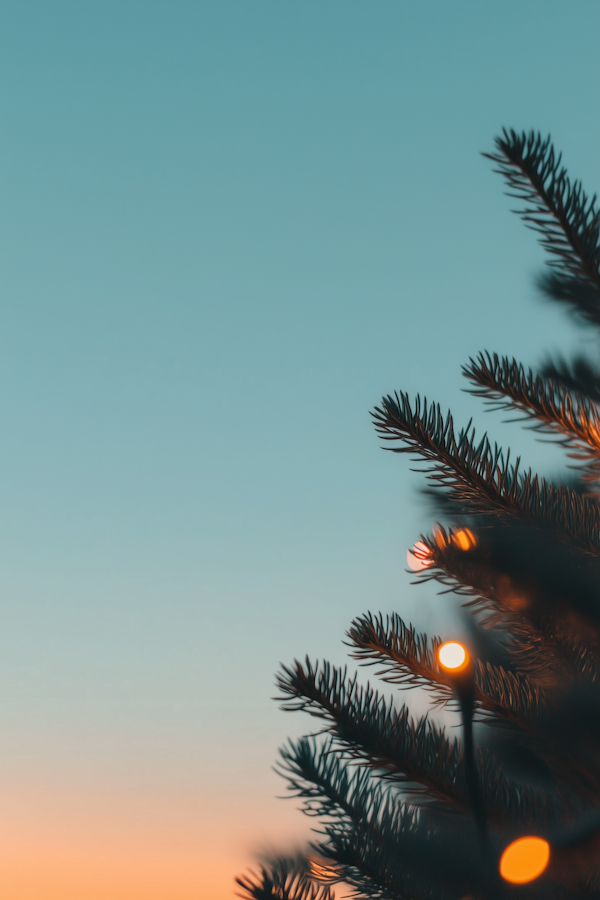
0, 2, 598, 898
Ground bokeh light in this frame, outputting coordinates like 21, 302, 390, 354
499, 836, 550, 884
438, 641, 467, 671
453, 528, 476, 550
406, 541, 433, 572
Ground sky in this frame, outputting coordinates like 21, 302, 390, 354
0, 2, 598, 898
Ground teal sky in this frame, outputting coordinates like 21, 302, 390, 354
0, 3, 598, 897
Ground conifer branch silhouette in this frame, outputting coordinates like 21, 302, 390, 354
463, 351, 600, 482
276, 658, 557, 824
371, 391, 600, 555
235, 858, 335, 900
484, 129, 600, 325
347, 612, 547, 724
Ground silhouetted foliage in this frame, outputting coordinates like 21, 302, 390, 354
235, 131, 600, 899
235, 857, 335, 900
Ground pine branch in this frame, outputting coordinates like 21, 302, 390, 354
278, 737, 422, 851
347, 612, 547, 724
371, 391, 600, 556
323, 823, 505, 900
508, 619, 600, 685
278, 738, 484, 900
322, 830, 452, 900
277, 657, 462, 802
345, 610, 590, 800
485, 129, 600, 325
346, 613, 450, 699
277, 738, 428, 900
280, 742, 574, 900
235, 859, 335, 900
463, 352, 600, 481
276, 657, 556, 824
277, 735, 378, 822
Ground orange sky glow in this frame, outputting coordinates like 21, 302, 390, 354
0, 778, 310, 900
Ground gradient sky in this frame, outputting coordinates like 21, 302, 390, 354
0, 2, 598, 898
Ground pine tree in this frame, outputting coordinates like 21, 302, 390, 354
235, 130, 600, 900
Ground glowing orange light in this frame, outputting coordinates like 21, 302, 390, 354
453, 528, 476, 551
406, 541, 433, 572
499, 836, 550, 884
438, 641, 468, 671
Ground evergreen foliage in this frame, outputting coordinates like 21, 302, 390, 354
235, 130, 600, 899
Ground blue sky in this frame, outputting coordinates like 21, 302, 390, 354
0, 2, 598, 897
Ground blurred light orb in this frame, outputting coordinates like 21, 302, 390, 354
499, 836, 550, 884
453, 528, 476, 550
438, 641, 467, 670
406, 541, 432, 572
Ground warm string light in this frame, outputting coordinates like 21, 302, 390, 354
417, 537, 487, 849
499, 836, 550, 884
436, 637, 486, 844
453, 528, 476, 550
438, 640, 468, 672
